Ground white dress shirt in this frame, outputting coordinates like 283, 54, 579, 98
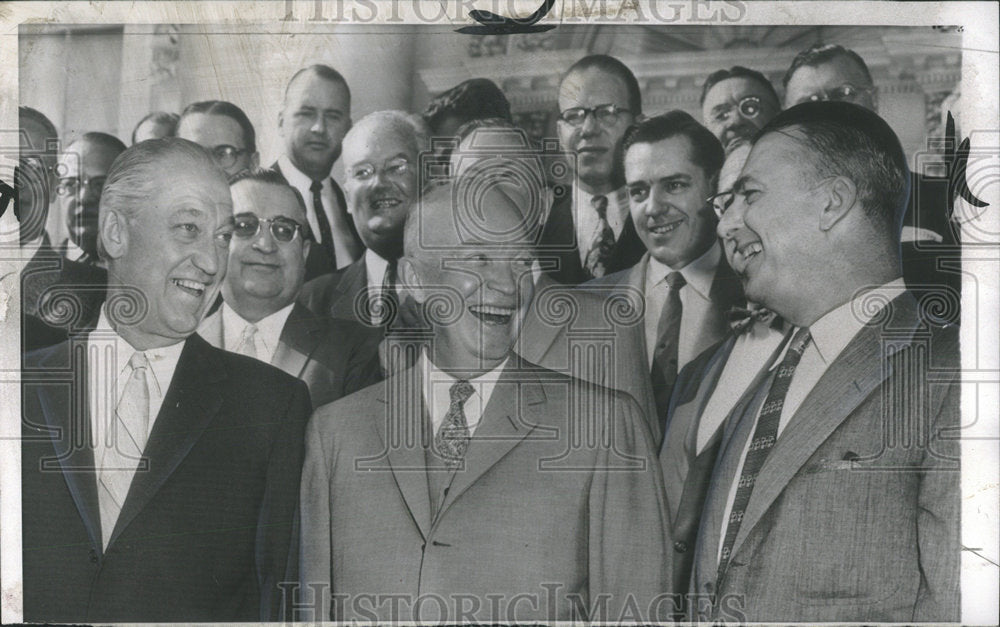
278, 154, 355, 269
717, 278, 907, 561
220, 301, 295, 364
87, 306, 185, 466
420, 351, 508, 437
644, 243, 722, 369
61, 238, 89, 263
573, 184, 629, 267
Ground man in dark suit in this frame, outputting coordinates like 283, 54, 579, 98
542, 54, 646, 284
690, 102, 959, 622
198, 168, 380, 407
21, 138, 311, 622
17, 106, 107, 351
274, 64, 363, 279
297, 176, 669, 622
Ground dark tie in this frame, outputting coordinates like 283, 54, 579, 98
377, 259, 400, 326
717, 326, 812, 584
584, 194, 615, 278
310, 180, 337, 270
650, 271, 686, 432
434, 380, 475, 469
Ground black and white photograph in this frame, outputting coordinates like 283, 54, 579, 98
1, 1, 997, 624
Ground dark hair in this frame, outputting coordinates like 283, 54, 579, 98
285, 64, 351, 103
424, 79, 512, 136
758, 101, 908, 239
76, 131, 127, 156
131, 111, 179, 144
623, 110, 725, 179
228, 167, 312, 239
561, 54, 642, 116
700, 66, 780, 107
19, 106, 59, 168
783, 44, 873, 89
180, 100, 257, 153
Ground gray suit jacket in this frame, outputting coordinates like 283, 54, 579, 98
690, 292, 960, 622
298, 355, 670, 622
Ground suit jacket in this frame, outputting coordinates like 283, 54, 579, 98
298, 355, 670, 622
21, 333, 311, 622
21, 237, 107, 351
538, 190, 646, 285
198, 302, 382, 408
271, 160, 363, 280
298, 256, 369, 325
690, 292, 960, 622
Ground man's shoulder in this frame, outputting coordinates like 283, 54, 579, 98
309, 377, 386, 435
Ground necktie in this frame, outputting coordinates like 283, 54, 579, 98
717, 326, 812, 582
310, 180, 337, 269
235, 323, 259, 359
584, 194, 615, 278
98, 350, 150, 548
434, 380, 475, 469
373, 260, 399, 326
651, 271, 686, 431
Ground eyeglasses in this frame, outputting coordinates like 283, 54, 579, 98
710, 96, 765, 125
793, 83, 873, 105
56, 176, 106, 196
558, 104, 630, 127
232, 214, 307, 243
708, 190, 737, 219
348, 157, 412, 181
210, 145, 250, 170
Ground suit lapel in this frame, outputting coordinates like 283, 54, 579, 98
196, 309, 224, 347
729, 294, 921, 559
701, 254, 744, 351
109, 335, 225, 547
516, 274, 566, 364
272, 303, 323, 378
330, 258, 367, 322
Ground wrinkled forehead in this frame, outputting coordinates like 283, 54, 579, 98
231, 179, 305, 222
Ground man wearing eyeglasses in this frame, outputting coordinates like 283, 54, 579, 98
542, 54, 646, 285
198, 168, 381, 408
177, 100, 260, 179
700, 66, 781, 156
55, 131, 126, 266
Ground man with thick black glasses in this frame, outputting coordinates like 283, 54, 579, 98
177, 99, 260, 179
198, 168, 380, 408
540, 54, 646, 284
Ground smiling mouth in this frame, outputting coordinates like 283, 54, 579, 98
648, 219, 684, 236
244, 262, 280, 271
372, 198, 401, 210
469, 304, 515, 326
729, 240, 763, 273
172, 278, 208, 297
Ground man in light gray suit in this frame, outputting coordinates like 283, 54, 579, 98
297, 176, 669, 622
690, 101, 959, 622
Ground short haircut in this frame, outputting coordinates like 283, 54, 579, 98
73, 131, 127, 157
284, 64, 351, 103
98, 137, 224, 259
423, 78, 512, 136
783, 44, 873, 89
131, 111, 179, 144
700, 66, 780, 107
228, 167, 312, 239
758, 101, 908, 239
623, 110, 725, 180
561, 54, 642, 116
19, 106, 59, 165
180, 100, 257, 153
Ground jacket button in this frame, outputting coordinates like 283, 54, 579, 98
89, 549, 99, 564
673, 541, 688, 553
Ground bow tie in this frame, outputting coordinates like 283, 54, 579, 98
728, 305, 782, 335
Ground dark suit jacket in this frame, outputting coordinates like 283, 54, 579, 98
298, 355, 670, 622
198, 302, 381, 408
21, 333, 311, 622
21, 237, 107, 351
690, 292, 960, 622
271, 161, 363, 280
298, 256, 369, 325
538, 191, 646, 285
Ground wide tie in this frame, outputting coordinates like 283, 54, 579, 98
716, 326, 812, 584
434, 380, 475, 469
310, 180, 337, 271
584, 194, 615, 278
651, 271, 686, 433
98, 350, 150, 548
235, 323, 260, 360
372, 259, 399, 326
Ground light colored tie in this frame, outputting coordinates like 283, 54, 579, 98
585, 194, 615, 278
98, 350, 150, 548
433, 380, 475, 469
235, 323, 260, 359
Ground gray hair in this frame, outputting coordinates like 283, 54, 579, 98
346, 109, 431, 158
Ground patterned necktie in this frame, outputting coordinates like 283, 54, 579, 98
310, 180, 337, 268
584, 194, 615, 278
717, 326, 812, 581
434, 380, 475, 469
98, 350, 150, 548
651, 271, 686, 429
235, 323, 260, 360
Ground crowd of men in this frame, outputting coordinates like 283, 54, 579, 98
17, 42, 961, 623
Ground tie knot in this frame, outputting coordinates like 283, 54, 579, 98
241, 323, 259, 341
310, 180, 323, 193
591, 194, 609, 220
450, 380, 474, 405
665, 271, 686, 291
129, 351, 149, 371
789, 326, 812, 355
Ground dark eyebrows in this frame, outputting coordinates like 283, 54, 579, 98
732, 175, 752, 194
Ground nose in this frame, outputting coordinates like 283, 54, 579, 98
482, 261, 518, 298
717, 195, 746, 239
80, 181, 101, 205
192, 238, 223, 279
310, 115, 326, 134
252, 223, 278, 253
580, 111, 601, 136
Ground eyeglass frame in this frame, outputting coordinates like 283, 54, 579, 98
232, 213, 310, 244
709, 95, 765, 125
56, 175, 107, 197
346, 156, 413, 182
557, 103, 631, 127
792, 83, 874, 106
210, 144, 251, 170
708, 175, 841, 220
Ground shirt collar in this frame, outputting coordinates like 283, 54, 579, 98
221, 301, 295, 354
62, 238, 88, 262
419, 350, 509, 426
574, 183, 629, 222
807, 277, 906, 365
645, 242, 721, 299
365, 249, 390, 290
278, 153, 329, 190
91, 305, 186, 399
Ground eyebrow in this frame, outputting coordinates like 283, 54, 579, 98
732, 175, 753, 193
